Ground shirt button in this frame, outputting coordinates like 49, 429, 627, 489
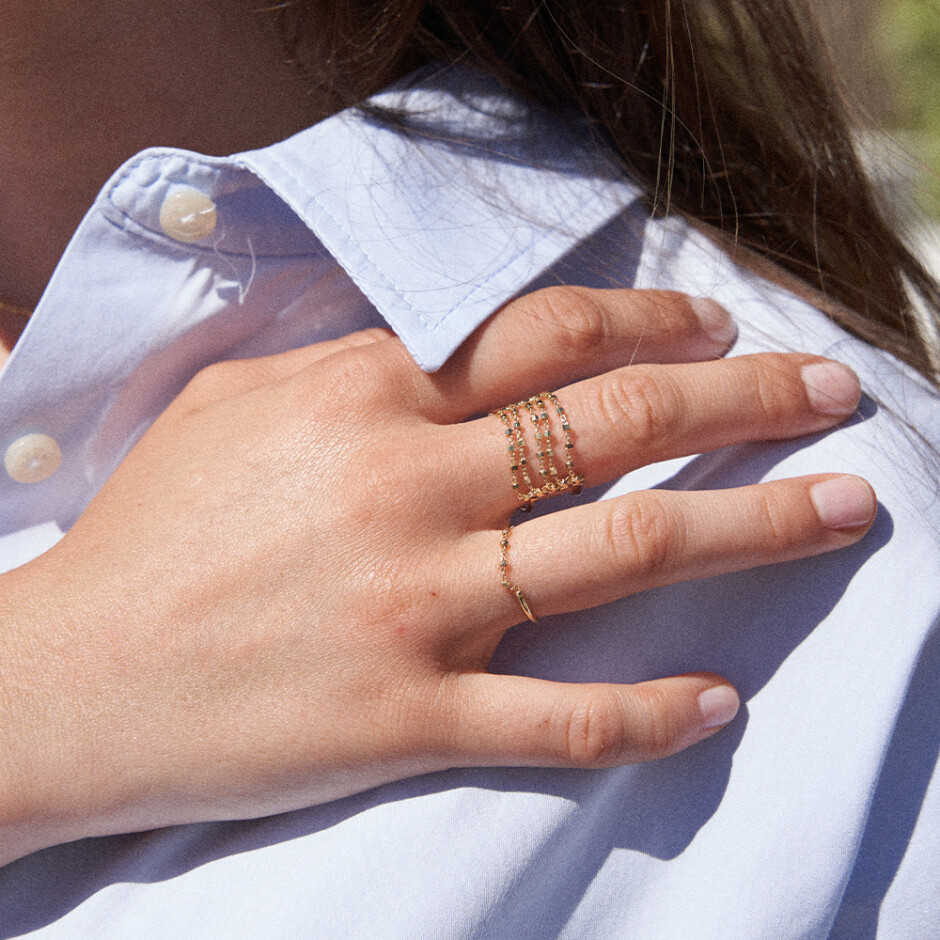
159, 188, 218, 243
4, 433, 62, 484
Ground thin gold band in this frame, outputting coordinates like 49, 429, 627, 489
500, 526, 539, 623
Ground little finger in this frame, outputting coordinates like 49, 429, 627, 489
440, 670, 740, 768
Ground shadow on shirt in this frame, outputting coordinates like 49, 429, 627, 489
3, 412, 929, 940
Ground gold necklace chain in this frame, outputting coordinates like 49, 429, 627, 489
0, 299, 33, 319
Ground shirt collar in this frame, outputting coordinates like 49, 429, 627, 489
235, 64, 641, 370
0, 65, 642, 533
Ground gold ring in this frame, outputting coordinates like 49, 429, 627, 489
492, 392, 583, 511
500, 526, 538, 622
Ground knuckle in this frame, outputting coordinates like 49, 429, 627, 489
342, 446, 415, 525
559, 694, 629, 767
752, 485, 798, 546
628, 290, 690, 340
748, 357, 798, 424
523, 286, 611, 357
315, 343, 411, 411
320, 349, 381, 397
180, 360, 244, 402
630, 684, 685, 762
597, 368, 675, 450
338, 427, 443, 528
340, 327, 395, 350
604, 495, 678, 580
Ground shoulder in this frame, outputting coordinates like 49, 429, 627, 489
624, 211, 940, 522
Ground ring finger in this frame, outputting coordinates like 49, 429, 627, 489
471, 473, 877, 625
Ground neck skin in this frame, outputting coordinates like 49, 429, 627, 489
0, 1, 336, 359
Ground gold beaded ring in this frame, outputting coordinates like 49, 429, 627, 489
492, 392, 583, 623
492, 391, 584, 511
500, 526, 538, 622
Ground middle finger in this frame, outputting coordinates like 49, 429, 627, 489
462, 353, 861, 522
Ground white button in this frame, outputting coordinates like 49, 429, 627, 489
5, 433, 62, 484
159, 188, 218, 243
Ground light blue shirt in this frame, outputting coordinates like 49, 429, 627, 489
1, 66, 938, 939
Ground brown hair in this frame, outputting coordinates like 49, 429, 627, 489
277, 0, 940, 379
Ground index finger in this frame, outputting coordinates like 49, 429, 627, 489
420, 287, 737, 421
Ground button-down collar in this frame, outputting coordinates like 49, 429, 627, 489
0, 65, 638, 541
236, 65, 640, 370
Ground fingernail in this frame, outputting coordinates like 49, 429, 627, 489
690, 298, 737, 348
698, 685, 740, 731
810, 476, 877, 529
801, 362, 861, 416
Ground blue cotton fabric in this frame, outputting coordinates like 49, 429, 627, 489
1, 66, 938, 939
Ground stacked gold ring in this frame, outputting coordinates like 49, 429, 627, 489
492, 392, 583, 623
492, 391, 584, 512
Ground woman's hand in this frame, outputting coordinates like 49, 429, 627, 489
0, 287, 873, 863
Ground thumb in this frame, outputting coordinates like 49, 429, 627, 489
447, 672, 740, 768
